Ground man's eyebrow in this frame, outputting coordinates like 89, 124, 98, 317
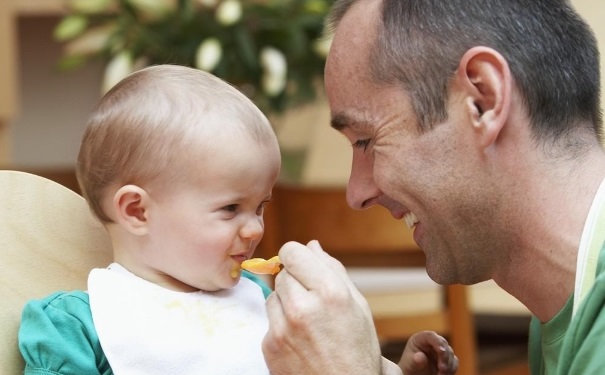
331, 112, 374, 131
330, 112, 350, 130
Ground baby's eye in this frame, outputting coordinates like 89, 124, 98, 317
222, 204, 238, 213
353, 139, 371, 151
256, 201, 268, 216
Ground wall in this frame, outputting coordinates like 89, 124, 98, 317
10, 16, 103, 168
8, 1, 605, 183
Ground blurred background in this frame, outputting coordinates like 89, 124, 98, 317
2, 0, 603, 184
1, 0, 344, 184
1, 1, 604, 374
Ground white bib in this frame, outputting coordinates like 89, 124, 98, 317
88, 263, 270, 375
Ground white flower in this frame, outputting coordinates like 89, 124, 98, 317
102, 51, 133, 93
312, 35, 333, 58
195, 38, 223, 71
216, 0, 242, 26
260, 47, 287, 77
261, 73, 286, 97
260, 47, 287, 96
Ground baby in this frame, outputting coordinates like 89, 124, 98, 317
18, 65, 457, 375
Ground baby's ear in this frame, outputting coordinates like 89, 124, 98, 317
112, 185, 150, 235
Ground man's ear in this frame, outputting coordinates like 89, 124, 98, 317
455, 46, 512, 149
112, 185, 150, 235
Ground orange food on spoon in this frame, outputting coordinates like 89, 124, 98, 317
241, 256, 281, 275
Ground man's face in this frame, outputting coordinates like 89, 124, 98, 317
324, 0, 499, 284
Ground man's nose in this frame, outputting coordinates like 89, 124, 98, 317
346, 158, 380, 210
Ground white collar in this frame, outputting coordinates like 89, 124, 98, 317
574, 176, 605, 315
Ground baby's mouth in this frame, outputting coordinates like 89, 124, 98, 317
404, 212, 419, 230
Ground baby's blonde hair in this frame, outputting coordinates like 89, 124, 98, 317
76, 64, 275, 223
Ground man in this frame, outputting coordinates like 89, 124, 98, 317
262, 0, 605, 374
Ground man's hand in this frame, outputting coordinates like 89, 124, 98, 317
263, 240, 383, 374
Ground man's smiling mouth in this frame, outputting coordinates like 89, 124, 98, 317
404, 212, 419, 230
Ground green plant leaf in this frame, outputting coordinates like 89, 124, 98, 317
56, 54, 88, 71
54, 15, 89, 41
52, 0, 335, 114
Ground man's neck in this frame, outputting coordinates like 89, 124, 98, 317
494, 141, 605, 322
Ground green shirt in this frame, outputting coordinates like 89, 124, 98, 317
528, 295, 572, 374
528, 241, 605, 375
19, 271, 271, 375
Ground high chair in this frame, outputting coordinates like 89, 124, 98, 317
258, 184, 479, 375
0, 170, 112, 375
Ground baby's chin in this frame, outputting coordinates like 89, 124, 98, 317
170, 272, 238, 293
204, 271, 242, 292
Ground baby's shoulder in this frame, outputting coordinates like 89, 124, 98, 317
24, 290, 91, 317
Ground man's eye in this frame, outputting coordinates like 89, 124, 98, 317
353, 139, 371, 151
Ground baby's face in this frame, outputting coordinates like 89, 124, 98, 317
140, 136, 281, 292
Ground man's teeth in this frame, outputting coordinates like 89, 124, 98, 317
404, 212, 418, 229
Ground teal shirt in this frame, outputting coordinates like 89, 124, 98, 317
19, 271, 272, 375
528, 242, 605, 375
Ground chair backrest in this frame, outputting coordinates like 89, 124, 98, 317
0, 170, 112, 375
259, 184, 478, 375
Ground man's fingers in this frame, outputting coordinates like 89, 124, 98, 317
277, 241, 336, 291
263, 291, 286, 353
